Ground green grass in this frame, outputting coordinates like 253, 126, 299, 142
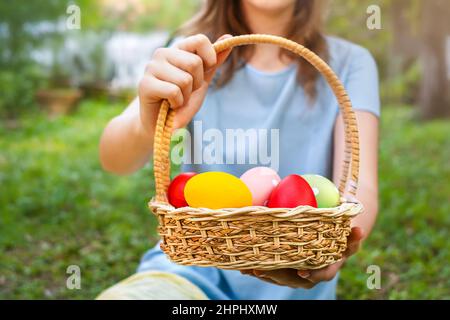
0, 101, 157, 299
339, 108, 450, 299
0, 101, 449, 299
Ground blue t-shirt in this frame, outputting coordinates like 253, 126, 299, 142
138, 36, 380, 300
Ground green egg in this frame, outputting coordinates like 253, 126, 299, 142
302, 174, 340, 208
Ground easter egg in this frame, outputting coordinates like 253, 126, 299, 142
184, 172, 252, 209
168, 172, 197, 208
240, 167, 281, 206
267, 174, 317, 208
302, 174, 340, 208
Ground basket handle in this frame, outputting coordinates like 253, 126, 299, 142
153, 34, 360, 202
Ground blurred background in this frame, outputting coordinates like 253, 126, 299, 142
0, 0, 449, 299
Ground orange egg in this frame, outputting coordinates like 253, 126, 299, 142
184, 172, 252, 209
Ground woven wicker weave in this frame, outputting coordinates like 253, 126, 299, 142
149, 34, 363, 270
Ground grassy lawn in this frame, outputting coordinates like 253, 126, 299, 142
0, 100, 449, 299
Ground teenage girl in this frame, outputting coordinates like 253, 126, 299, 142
99, 0, 379, 300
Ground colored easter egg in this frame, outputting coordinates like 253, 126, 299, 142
267, 174, 317, 208
240, 167, 281, 206
184, 172, 252, 209
302, 174, 340, 208
168, 172, 197, 208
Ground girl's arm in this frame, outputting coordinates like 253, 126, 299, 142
99, 98, 157, 175
246, 110, 379, 286
333, 110, 379, 237
292, 110, 379, 284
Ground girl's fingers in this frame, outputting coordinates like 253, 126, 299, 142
240, 270, 254, 275
215, 34, 233, 66
344, 241, 361, 257
176, 34, 217, 70
254, 269, 315, 289
344, 227, 365, 257
240, 270, 280, 285
154, 48, 205, 91
148, 61, 193, 106
138, 75, 183, 108
256, 276, 282, 286
254, 269, 295, 282
216, 47, 232, 66
303, 262, 342, 284
240, 269, 280, 286
349, 227, 365, 242
204, 34, 233, 83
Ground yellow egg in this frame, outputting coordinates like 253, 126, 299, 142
184, 172, 252, 209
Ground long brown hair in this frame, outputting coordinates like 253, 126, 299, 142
178, 0, 328, 100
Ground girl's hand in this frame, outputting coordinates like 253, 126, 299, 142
138, 34, 232, 133
240, 227, 365, 289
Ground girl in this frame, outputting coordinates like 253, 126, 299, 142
99, 0, 379, 300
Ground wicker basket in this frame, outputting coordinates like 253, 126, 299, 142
149, 34, 363, 270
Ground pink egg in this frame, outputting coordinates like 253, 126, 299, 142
240, 167, 281, 206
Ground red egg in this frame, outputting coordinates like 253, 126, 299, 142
267, 174, 317, 208
168, 172, 197, 208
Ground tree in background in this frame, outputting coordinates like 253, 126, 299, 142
419, 0, 450, 119
0, 1, 66, 118
0, 1, 103, 118
329, 0, 449, 120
